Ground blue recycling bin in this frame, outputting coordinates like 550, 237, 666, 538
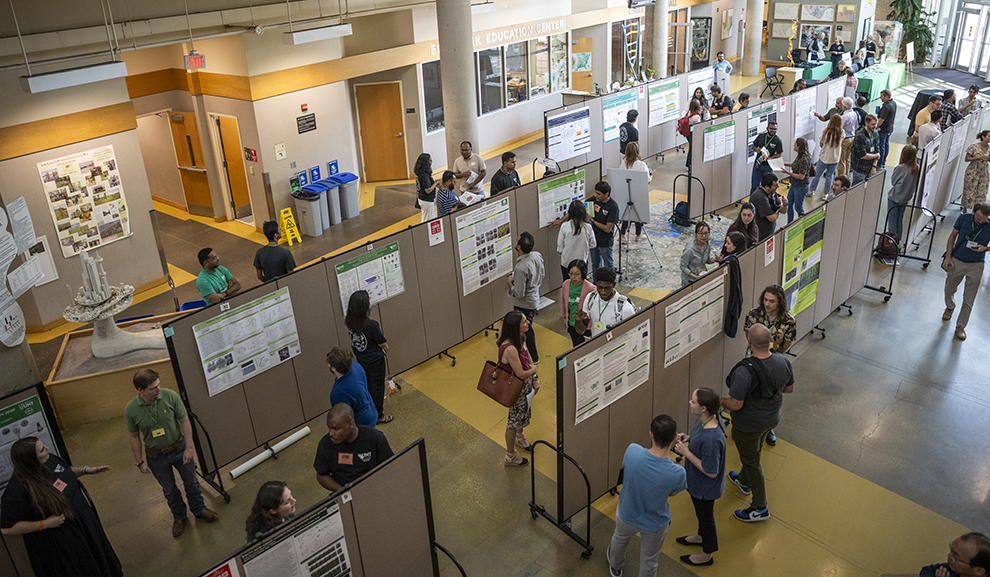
300, 182, 331, 230
329, 172, 360, 219
315, 178, 343, 225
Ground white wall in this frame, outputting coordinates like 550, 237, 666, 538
136, 114, 185, 208
0, 68, 130, 128
573, 23, 610, 93
243, 27, 344, 76
692, 0, 750, 61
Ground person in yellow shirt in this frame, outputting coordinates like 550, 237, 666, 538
913, 95, 942, 145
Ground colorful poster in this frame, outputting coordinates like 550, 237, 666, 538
782, 207, 826, 315
573, 319, 650, 425
455, 198, 513, 296
664, 272, 725, 367
36, 145, 129, 258
334, 242, 405, 315
688, 68, 716, 106
747, 105, 779, 163
547, 107, 592, 162
648, 79, 681, 127
538, 169, 586, 227
602, 90, 638, 143
0, 393, 57, 497
242, 501, 350, 577
703, 120, 735, 162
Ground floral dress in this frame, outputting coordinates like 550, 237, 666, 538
963, 143, 989, 210
499, 341, 534, 430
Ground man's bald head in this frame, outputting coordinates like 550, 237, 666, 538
747, 323, 771, 352
327, 403, 358, 444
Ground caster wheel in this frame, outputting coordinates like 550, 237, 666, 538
223, 495, 231, 503
609, 488, 617, 496
581, 551, 592, 560
923, 263, 929, 269
884, 296, 891, 302
451, 360, 456, 367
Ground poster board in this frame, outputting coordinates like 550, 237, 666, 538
333, 242, 405, 315
747, 104, 779, 163
537, 169, 587, 227
0, 385, 64, 499
703, 120, 735, 162
572, 318, 651, 424
454, 197, 513, 297
663, 271, 726, 367
241, 501, 352, 577
648, 79, 681, 127
687, 68, 716, 106
36, 145, 130, 257
602, 90, 638, 143
793, 89, 818, 138
782, 207, 826, 315
546, 107, 592, 163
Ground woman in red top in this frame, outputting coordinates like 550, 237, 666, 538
497, 310, 540, 466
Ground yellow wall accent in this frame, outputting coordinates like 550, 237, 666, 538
187, 71, 253, 100
125, 68, 189, 99
0, 102, 137, 162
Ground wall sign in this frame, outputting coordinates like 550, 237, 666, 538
296, 113, 317, 134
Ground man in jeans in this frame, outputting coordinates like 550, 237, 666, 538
849, 114, 880, 186
607, 414, 686, 577
590, 181, 619, 273
126, 369, 219, 538
722, 324, 794, 523
942, 204, 990, 341
507, 231, 545, 362
876, 90, 896, 167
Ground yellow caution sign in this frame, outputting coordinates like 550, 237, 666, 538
280, 207, 302, 246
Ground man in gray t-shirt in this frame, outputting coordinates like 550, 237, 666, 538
721, 324, 794, 523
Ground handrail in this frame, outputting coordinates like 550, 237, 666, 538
529, 440, 594, 559
433, 541, 468, 576
672, 173, 708, 221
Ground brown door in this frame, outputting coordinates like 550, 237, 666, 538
215, 116, 252, 219
355, 83, 407, 181
571, 37, 595, 93
169, 111, 213, 216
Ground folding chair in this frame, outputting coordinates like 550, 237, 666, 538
761, 67, 785, 98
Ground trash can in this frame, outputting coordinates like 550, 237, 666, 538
333, 172, 361, 219
291, 189, 323, 238
316, 178, 343, 225
301, 182, 332, 230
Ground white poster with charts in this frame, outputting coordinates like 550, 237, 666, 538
192, 287, 301, 397
602, 90, 638, 143
663, 271, 725, 367
703, 120, 735, 162
538, 169, 586, 227
648, 79, 681, 127
747, 105, 779, 163
793, 89, 818, 137
547, 108, 592, 162
334, 242, 405, 315
573, 319, 651, 425
242, 501, 350, 577
455, 197, 513, 296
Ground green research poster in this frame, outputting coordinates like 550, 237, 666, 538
782, 207, 826, 315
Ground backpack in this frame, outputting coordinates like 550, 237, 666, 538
677, 115, 691, 138
875, 232, 899, 259
671, 201, 693, 227
726, 357, 780, 402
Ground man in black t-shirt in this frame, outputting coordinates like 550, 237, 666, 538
314, 404, 393, 492
751, 173, 787, 242
590, 181, 619, 275
254, 221, 296, 283
490, 151, 521, 195
619, 110, 639, 154
876, 89, 896, 168
750, 122, 783, 194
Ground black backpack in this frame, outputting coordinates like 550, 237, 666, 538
671, 201, 693, 227
726, 357, 780, 402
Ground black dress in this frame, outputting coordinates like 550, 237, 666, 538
0, 455, 122, 577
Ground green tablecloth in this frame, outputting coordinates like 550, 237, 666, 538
876, 62, 906, 90
803, 62, 832, 82
856, 67, 890, 101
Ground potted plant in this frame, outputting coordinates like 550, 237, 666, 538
887, 0, 935, 64
646, 67, 657, 80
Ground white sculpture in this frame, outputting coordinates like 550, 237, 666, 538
62, 249, 166, 358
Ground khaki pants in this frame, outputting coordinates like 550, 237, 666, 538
838, 137, 854, 177
944, 258, 984, 329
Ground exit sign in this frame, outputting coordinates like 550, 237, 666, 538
184, 51, 206, 70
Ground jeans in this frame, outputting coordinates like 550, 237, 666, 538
944, 258, 984, 329
567, 324, 590, 347
691, 496, 719, 554
808, 161, 837, 199
886, 198, 907, 240
877, 131, 892, 167
751, 163, 772, 194
850, 169, 868, 187
513, 307, 539, 360
731, 427, 770, 510
590, 245, 614, 273
787, 184, 809, 223
147, 438, 206, 521
360, 356, 386, 420
608, 511, 670, 577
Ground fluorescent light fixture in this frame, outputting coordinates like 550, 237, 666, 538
282, 23, 353, 45
20, 61, 128, 94
472, 2, 496, 14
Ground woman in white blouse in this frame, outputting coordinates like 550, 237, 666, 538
556, 199, 596, 282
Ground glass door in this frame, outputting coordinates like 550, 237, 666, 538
955, 6, 983, 73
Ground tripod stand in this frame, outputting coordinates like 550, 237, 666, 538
615, 177, 663, 282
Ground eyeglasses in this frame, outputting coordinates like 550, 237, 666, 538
949, 542, 972, 566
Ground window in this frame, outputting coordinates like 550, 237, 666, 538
477, 48, 504, 114
529, 37, 550, 98
422, 60, 443, 133
505, 42, 528, 106
550, 32, 569, 93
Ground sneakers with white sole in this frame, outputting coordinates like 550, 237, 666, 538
734, 506, 770, 522
728, 471, 751, 495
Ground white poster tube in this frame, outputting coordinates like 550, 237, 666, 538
229, 426, 311, 479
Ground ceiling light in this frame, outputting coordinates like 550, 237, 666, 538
20, 61, 129, 94
282, 24, 353, 45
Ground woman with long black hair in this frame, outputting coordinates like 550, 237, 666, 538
414, 153, 437, 222
497, 310, 539, 466
346, 289, 392, 424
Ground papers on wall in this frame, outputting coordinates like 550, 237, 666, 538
648, 79, 681, 127
663, 271, 725, 367
828, 79, 845, 110
538, 169, 586, 227
547, 108, 592, 162
428, 219, 445, 246
794, 89, 818, 137
0, 206, 26, 347
6, 197, 36, 255
921, 137, 942, 209
8, 256, 43, 299
688, 68, 716, 105
26, 236, 58, 287
782, 207, 826, 315
192, 287, 300, 397
455, 197, 513, 296
947, 122, 969, 163
703, 120, 735, 162
36, 145, 130, 258
334, 242, 405, 315
0, 393, 58, 498
573, 319, 651, 425
602, 90, 638, 143
242, 501, 350, 577
747, 105, 779, 163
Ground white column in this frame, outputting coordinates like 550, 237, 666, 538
650, 0, 670, 78
743, 0, 763, 77
436, 0, 480, 167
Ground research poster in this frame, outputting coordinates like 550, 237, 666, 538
192, 287, 301, 397
0, 393, 57, 498
947, 121, 969, 163
648, 79, 681, 127
455, 197, 513, 296
703, 120, 735, 162
36, 145, 130, 258
334, 242, 405, 315
242, 501, 351, 577
547, 108, 592, 162
793, 89, 817, 137
538, 169, 586, 227
573, 319, 651, 425
688, 68, 716, 105
782, 207, 826, 315
921, 139, 942, 209
602, 90, 638, 143
663, 271, 725, 367
828, 78, 845, 107
747, 105, 779, 163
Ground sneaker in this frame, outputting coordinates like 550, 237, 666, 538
955, 327, 967, 341
734, 506, 770, 523
172, 517, 187, 538
195, 508, 219, 522
766, 429, 777, 446
606, 546, 623, 577
943, 308, 953, 321
728, 471, 751, 495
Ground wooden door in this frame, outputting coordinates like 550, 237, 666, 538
355, 83, 407, 181
216, 116, 252, 219
168, 111, 213, 216
571, 36, 594, 93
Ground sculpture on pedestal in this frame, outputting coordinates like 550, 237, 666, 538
62, 249, 166, 358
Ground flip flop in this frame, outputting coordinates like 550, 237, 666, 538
377, 415, 394, 424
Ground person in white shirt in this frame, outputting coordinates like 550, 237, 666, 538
619, 141, 653, 241
556, 200, 596, 282
918, 110, 942, 149
452, 141, 487, 197
839, 97, 858, 177
958, 85, 981, 116
576, 266, 637, 337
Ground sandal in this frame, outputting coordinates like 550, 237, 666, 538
504, 452, 528, 467
377, 415, 394, 424
515, 433, 533, 452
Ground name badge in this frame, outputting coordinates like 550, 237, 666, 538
338, 453, 353, 465
152, 427, 166, 438
966, 240, 980, 249
594, 321, 604, 331
53, 479, 67, 492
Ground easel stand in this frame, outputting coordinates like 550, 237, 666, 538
616, 178, 663, 282
189, 411, 232, 503
528, 440, 594, 559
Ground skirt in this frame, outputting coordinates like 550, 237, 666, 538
506, 376, 535, 430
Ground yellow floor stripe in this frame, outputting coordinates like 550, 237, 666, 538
152, 200, 268, 245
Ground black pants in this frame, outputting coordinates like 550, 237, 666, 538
514, 306, 539, 361
691, 496, 718, 554
360, 356, 386, 420
567, 323, 590, 347
619, 221, 643, 236
560, 265, 570, 283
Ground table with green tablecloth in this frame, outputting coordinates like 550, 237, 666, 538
855, 66, 890, 101
876, 62, 906, 90
803, 62, 832, 82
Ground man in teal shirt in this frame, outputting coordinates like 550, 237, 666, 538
196, 247, 241, 304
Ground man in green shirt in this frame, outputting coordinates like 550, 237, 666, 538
126, 369, 219, 538
196, 247, 241, 304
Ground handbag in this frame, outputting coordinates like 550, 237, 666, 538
477, 360, 526, 408
809, 162, 817, 178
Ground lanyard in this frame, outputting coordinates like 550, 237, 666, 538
598, 292, 615, 320
967, 219, 986, 240
764, 310, 779, 331
145, 397, 159, 426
